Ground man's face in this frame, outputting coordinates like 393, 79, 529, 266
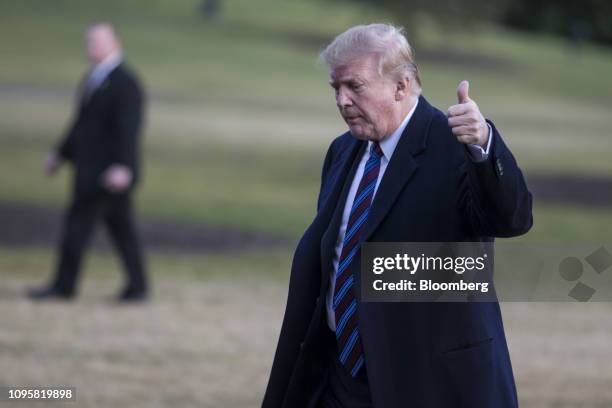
330, 54, 398, 141
86, 27, 117, 65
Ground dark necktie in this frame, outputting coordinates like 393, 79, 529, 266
333, 141, 383, 377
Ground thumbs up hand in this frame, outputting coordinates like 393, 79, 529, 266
447, 80, 489, 148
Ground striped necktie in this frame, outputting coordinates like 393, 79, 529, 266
333, 141, 383, 377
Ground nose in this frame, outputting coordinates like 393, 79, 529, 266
336, 88, 352, 109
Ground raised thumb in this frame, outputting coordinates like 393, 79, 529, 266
457, 80, 470, 103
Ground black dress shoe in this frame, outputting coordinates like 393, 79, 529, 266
116, 289, 149, 303
27, 286, 74, 301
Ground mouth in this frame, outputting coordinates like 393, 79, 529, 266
344, 115, 361, 124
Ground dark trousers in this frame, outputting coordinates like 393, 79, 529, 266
309, 328, 374, 408
52, 191, 147, 295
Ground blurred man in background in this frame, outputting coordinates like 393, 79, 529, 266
28, 23, 148, 302
264, 24, 532, 408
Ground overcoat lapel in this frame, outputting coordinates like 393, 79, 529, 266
319, 138, 366, 280
361, 95, 434, 242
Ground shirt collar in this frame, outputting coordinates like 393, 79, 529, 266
90, 51, 122, 80
369, 98, 419, 161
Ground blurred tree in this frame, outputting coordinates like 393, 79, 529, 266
334, 0, 612, 46
329, 0, 512, 41
503, 0, 612, 46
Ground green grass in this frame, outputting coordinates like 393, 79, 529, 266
518, 204, 612, 243
1, 0, 612, 237
0, 246, 292, 283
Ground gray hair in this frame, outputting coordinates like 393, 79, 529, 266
87, 22, 120, 42
320, 23, 422, 94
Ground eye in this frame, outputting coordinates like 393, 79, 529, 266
351, 83, 365, 92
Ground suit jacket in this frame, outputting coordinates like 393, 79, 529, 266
263, 96, 533, 408
57, 63, 144, 195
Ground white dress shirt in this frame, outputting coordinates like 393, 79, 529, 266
326, 99, 493, 330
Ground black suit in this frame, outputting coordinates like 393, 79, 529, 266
51, 63, 147, 296
263, 96, 533, 408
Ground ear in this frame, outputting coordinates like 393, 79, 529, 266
395, 77, 409, 101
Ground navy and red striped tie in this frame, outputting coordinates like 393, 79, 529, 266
333, 141, 383, 377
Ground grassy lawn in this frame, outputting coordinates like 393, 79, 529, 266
1, 247, 611, 407
0, 247, 291, 408
1, 0, 612, 236
1, 1, 612, 406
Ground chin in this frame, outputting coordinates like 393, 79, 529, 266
348, 126, 369, 141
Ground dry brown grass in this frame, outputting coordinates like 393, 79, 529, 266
1, 251, 611, 408
503, 302, 612, 408
0, 256, 286, 408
